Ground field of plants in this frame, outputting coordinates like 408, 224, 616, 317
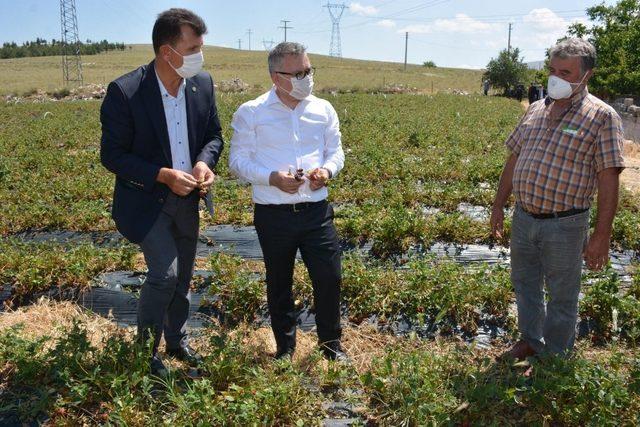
1, 47, 640, 425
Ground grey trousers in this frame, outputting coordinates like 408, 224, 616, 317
137, 192, 199, 353
510, 204, 590, 355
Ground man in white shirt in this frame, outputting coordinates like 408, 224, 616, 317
229, 42, 346, 361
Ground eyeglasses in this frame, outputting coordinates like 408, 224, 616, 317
275, 67, 315, 80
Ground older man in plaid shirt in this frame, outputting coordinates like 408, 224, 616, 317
491, 38, 625, 359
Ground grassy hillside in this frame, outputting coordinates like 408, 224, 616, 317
0, 44, 484, 95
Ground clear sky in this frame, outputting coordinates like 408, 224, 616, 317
0, 0, 617, 69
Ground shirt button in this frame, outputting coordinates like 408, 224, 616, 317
159, 198, 164, 203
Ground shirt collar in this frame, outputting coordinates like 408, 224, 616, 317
545, 86, 589, 111
265, 86, 282, 106
155, 68, 186, 101
570, 86, 589, 107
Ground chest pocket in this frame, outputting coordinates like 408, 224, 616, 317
299, 115, 326, 149
255, 118, 291, 150
557, 127, 596, 165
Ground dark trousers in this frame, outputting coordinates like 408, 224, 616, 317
254, 200, 342, 351
137, 192, 199, 353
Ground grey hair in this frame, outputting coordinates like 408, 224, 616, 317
268, 42, 307, 73
549, 38, 597, 73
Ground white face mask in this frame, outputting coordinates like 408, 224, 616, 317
168, 46, 204, 79
547, 73, 587, 100
281, 74, 314, 100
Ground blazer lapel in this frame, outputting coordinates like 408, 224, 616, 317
141, 60, 172, 166
184, 78, 199, 164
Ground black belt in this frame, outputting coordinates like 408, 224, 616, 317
258, 200, 325, 213
524, 207, 588, 219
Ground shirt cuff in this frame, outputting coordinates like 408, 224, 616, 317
255, 167, 273, 186
322, 162, 338, 178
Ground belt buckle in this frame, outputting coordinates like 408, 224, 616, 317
292, 203, 300, 213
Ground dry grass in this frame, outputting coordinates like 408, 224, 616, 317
0, 45, 484, 96
0, 298, 495, 373
3, 298, 627, 377
0, 298, 127, 348
622, 140, 640, 193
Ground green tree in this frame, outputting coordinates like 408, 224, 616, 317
483, 48, 529, 95
568, 0, 640, 97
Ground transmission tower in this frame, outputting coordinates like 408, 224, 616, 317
325, 2, 348, 58
60, 0, 83, 85
262, 39, 275, 51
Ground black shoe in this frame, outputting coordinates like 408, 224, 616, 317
166, 345, 203, 366
150, 354, 169, 378
320, 341, 350, 363
274, 347, 295, 360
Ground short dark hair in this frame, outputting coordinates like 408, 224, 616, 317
152, 8, 207, 54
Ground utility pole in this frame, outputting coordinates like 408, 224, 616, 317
279, 20, 292, 42
246, 29, 252, 51
325, 2, 348, 58
237, 38, 242, 50
507, 23, 512, 54
60, 0, 83, 86
404, 32, 408, 71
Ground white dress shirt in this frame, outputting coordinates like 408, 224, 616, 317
229, 87, 345, 204
156, 71, 192, 173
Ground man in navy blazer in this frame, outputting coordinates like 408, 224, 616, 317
100, 8, 223, 377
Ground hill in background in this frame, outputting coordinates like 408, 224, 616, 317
0, 44, 484, 95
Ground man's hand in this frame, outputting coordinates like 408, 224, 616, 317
308, 168, 330, 191
269, 171, 304, 194
584, 231, 610, 271
193, 161, 215, 197
157, 168, 198, 196
490, 205, 505, 239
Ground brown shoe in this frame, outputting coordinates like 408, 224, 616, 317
498, 340, 537, 361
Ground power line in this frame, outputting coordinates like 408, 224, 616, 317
262, 39, 275, 51
246, 29, 252, 51
60, 0, 82, 86
296, 3, 584, 35
279, 20, 293, 42
294, 0, 451, 34
237, 38, 242, 50
325, 2, 348, 57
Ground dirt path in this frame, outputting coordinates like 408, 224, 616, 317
622, 140, 640, 194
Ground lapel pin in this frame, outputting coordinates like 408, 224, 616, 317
192, 86, 197, 93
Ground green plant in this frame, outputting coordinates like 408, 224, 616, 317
0, 239, 136, 302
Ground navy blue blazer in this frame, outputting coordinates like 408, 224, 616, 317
100, 60, 224, 243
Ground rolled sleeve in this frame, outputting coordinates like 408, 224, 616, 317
504, 105, 534, 155
228, 106, 272, 186
594, 110, 626, 173
322, 103, 345, 177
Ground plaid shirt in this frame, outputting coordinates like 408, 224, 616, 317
505, 88, 625, 214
